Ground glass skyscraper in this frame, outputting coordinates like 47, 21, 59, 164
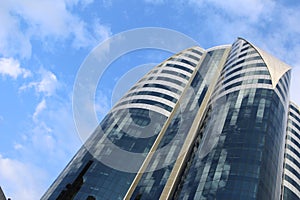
42, 38, 300, 200
0, 187, 7, 200
282, 102, 300, 200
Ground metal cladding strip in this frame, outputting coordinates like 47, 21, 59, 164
287, 131, 300, 146
221, 67, 269, 83
214, 75, 271, 94
141, 73, 189, 85
223, 58, 265, 75
113, 95, 176, 109
130, 79, 185, 92
210, 83, 273, 106
123, 47, 205, 200
171, 56, 198, 66
285, 159, 300, 176
285, 149, 300, 167
121, 87, 180, 100
160, 46, 231, 200
159, 66, 194, 78
283, 180, 300, 197
285, 170, 300, 189
111, 103, 171, 117
112, 48, 202, 118
139, 68, 191, 85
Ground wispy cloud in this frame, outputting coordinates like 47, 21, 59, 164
71, 19, 111, 49
10, 94, 81, 198
0, 0, 111, 58
33, 99, 47, 122
13, 143, 23, 150
190, 0, 274, 22
19, 69, 59, 96
0, 154, 48, 200
20, 98, 80, 161
0, 57, 31, 79
144, 0, 166, 5
95, 90, 111, 120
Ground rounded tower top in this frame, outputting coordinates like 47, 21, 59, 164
238, 37, 292, 89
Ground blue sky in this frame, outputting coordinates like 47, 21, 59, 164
0, 0, 300, 199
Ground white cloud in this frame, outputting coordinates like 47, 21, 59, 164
31, 122, 55, 154
144, 0, 166, 5
102, 0, 113, 8
95, 90, 111, 120
37, 98, 81, 157
36, 71, 58, 96
94, 21, 112, 42
19, 106, 76, 163
0, 2, 32, 58
0, 154, 48, 200
4, 93, 81, 199
15, 91, 81, 163
187, 0, 275, 17
207, 0, 274, 22
71, 19, 111, 49
0, 0, 111, 58
33, 99, 47, 122
13, 143, 23, 150
0, 57, 31, 79
20, 69, 59, 96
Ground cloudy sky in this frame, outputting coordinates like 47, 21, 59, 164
0, 0, 300, 199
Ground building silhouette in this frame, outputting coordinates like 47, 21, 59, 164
42, 38, 300, 200
282, 102, 300, 199
0, 187, 7, 200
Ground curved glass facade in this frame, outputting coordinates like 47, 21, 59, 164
130, 47, 230, 200
283, 102, 300, 199
175, 39, 290, 200
43, 38, 298, 200
42, 47, 205, 199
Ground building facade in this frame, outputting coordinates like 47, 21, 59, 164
42, 38, 299, 200
0, 187, 7, 200
282, 102, 300, 199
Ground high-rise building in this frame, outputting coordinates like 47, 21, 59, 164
0, 187, 7, 200
42, 38, 300, 200
282, 102, 300, 200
